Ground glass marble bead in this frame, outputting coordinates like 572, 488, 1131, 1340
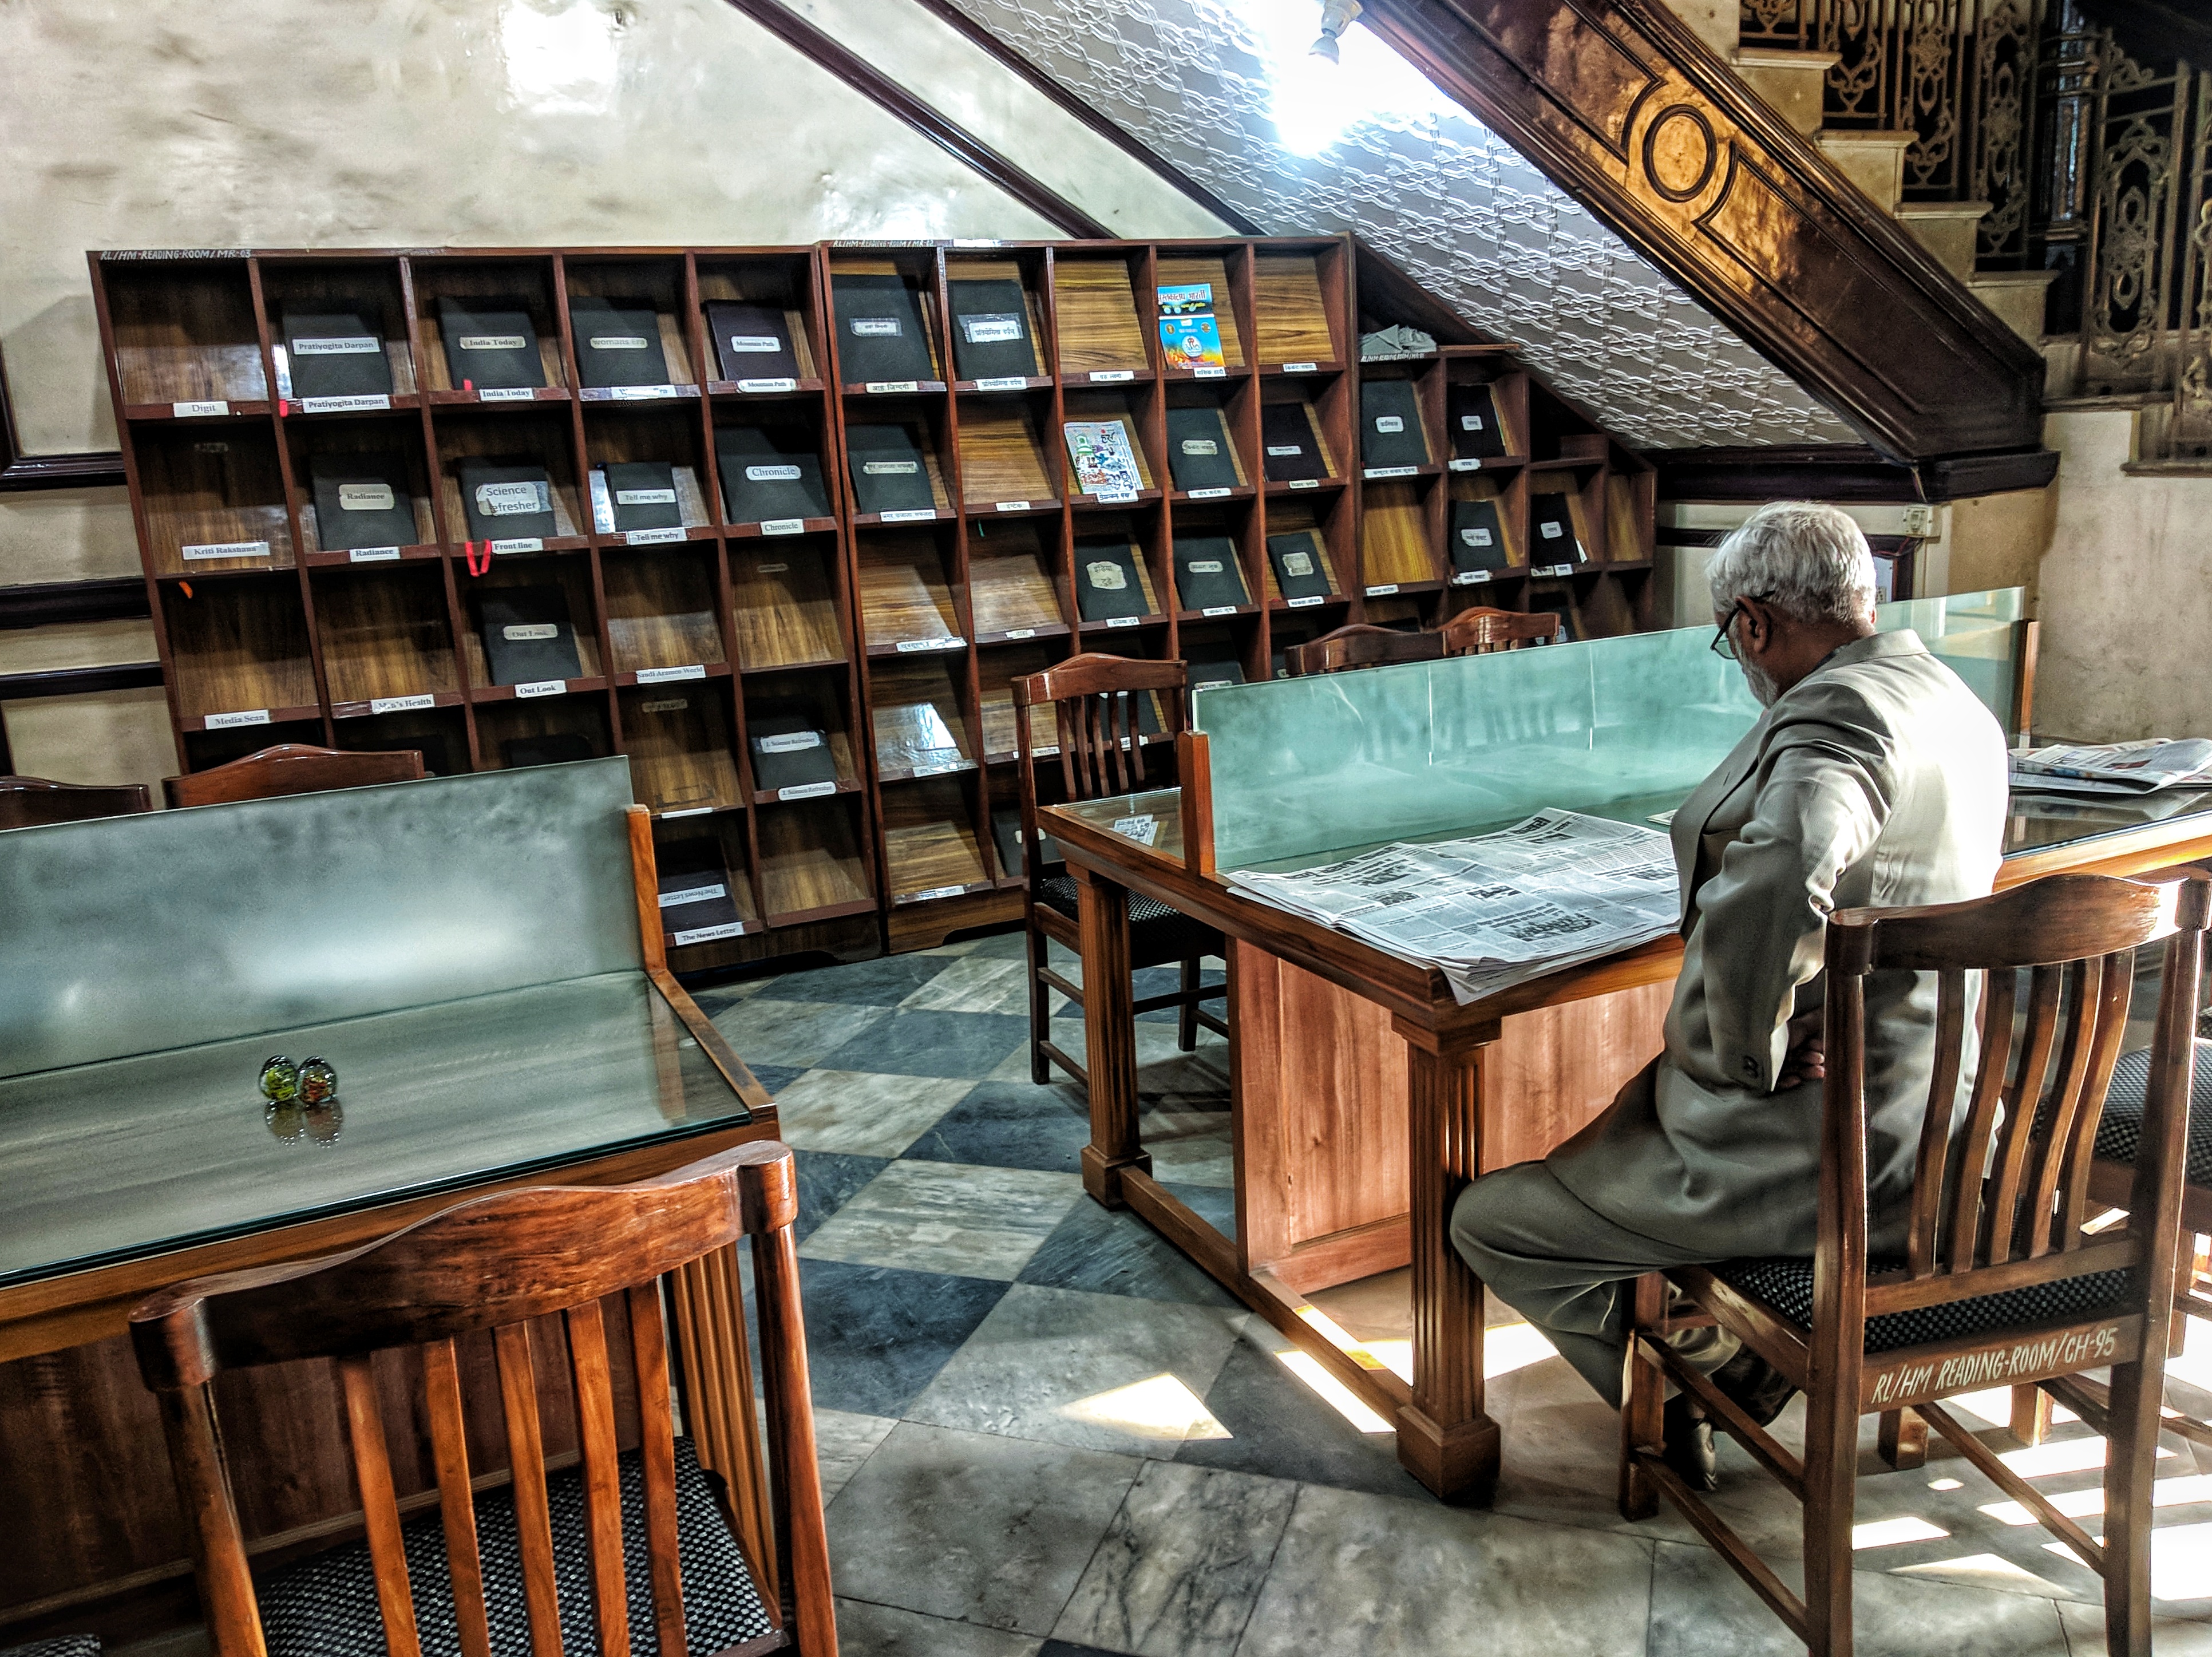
259, 1055, 299, 1102
296, 1057, 339, 1106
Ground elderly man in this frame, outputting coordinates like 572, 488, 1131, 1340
1450, 500, 2009, 1486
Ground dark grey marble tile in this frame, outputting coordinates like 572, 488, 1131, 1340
827, 1421, 1141, 1635
1052, 1460, 1296, 1657
772, 952, 962, 1006
834, 1598, 1043, 1656
1130, 962, 1227, 1024
1161, 1180, 1237, 1238
1035, 1645, 1119, 1657
744, 1062, 806, 1098
796, 1257, 1008, 1417
902, 1079, 1094, 1173
1018, 1192, 1238, 1307
817, 1009, 1032, 1080
1238, 1482, 1655, 1655
793, 1148, 889, 1241
1176, 1340, 1433, 1502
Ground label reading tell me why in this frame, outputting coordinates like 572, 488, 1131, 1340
370, 693, 436, 714
515, 679, 565, 698
181, 540, 271, 561
349, 546, 402, 563
635, 664, 707, 683
672, 922, 747, 945
659, 883, 729, 908
205, 709, 271, 729
172, 401, 229, 417
758, 519, 805, 536
617, 488, 679, 505
626, 527, 686, 546
738, 378, 798, 393
778, 781, 838, 801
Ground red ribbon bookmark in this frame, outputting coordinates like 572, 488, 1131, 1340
464, 540, 490, 578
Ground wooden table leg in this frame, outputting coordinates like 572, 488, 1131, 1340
1393, 1017, 1503, 1502
1076, 862, 1150, 1208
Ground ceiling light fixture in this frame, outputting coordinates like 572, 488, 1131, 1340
1309, 0, 1363, 62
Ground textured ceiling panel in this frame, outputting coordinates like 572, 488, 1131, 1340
933, 0, 1855, 449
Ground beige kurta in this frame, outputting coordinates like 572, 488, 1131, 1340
1545, 628, 2010, 1257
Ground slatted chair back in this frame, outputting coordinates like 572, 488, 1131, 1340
1439, 608, 1560, 656
0, 774, 152, 828
164, 743, 426, 809
1010, 653, 1187, 810
1282, 623, 1443, 677
130, 1142, 832, 1657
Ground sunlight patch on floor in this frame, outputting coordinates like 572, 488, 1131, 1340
1059, 1373, 1231, 1442
1275, 1350, 1394, 1433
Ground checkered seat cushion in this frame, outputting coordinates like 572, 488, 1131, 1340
2092, 1039, 2212, 1185
259, 1437, 781, 1657
1, 1639, 101, 1657
1712, 1257, 2136, 1356
1036, 875, 1220, 959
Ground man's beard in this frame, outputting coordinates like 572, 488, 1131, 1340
1739, 659, 1780, 706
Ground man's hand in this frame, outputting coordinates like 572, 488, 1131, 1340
1776, 1007, 1826, 1092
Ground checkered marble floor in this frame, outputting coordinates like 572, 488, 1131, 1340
698, 932, 2212, 1656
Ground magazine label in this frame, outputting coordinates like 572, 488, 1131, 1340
514, 679, 565, 698
737, 377, 798, 393
778, 781, 838, 801
659, 883, 728, 907
624, 527, 685, 545
758, 519, 804, 537
205, 709, 271, 729
181, 540, 270, 560
348, 545, 402, 563
370, 693, 436, 714
635, 664, 707, 683
339, 483, 395, 512
173, 401, 229, 417
298, 394, 390, 413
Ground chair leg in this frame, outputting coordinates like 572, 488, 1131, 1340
2009, 1384, 2052, 1448
1877, 1407, 1927, 1470
1177, 955, 1200, 1051
1618, 1272, 1664, 1521
1027, 924, 1052, 1085
1801, 1381, 1859, 1656
2102, 1354, 2163, 1657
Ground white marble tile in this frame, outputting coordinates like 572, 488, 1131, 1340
800, 1161, 1083, 1280
833, 1597, 1042, 1656
2056, 1597, 2212, 1655
709, 997, 892, 1069
826, 1421, 1141, 1635
1137, 1106, 1236, 1188
899, 953, 1069, 1017
1052, 1460, 1296, 1657
1236, 1482, 1655, 1655
815, 1406, 898, 1505
908, 1282, 1243, 1457
766, 1069, 975, 1158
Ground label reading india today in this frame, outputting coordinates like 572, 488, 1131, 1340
349, 545, 402, 563
659, 883, 728, 908
339, 483, 395, 513
478, 386, 535, 402
205, 709, 271, 729
746, 465, 802, 483
515, 679, 565, 698
635, 664, 706, 684
778, 780, 837, 801
370, 693, 436, 714
477, 480, 548, 516
460, 334, 527, 352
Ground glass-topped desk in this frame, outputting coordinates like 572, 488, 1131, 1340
1037, 594, 2212, 1504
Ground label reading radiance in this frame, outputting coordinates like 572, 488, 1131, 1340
672, 922, 746, 946
635, 664, 707, 684
1186, 487, 1231, 500
514, 679, 565, 698
172, 400, 229, 417
737, 377, 797, 393
1111, 815, 1161, 846
299, 394, 391, 413
895, 635, 964, 653
626, 527, 686, 545
778, 781, 838, 801
181, 540, 270, 561
349, 545, 402, 563
659, 883, 728, 908
478, 386, 535, 402
758, 518, 805, 537
1364, 466, 1418, 480
205, 709, 271, 729
1089, 369, 1134, 383
864, 380, 920, 394
370, 693, 436, 714
339, 483, 395, 513
972, 376, 1027, 391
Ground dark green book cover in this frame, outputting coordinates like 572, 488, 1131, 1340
1359, 379, 1430, 468
308, 451, 417, 550
947, 278, 1039, 380
437, 296, 545, 390
1265, 530, 1333, 602
282, 307, 391, 399
1164, 408, 1242, 492
569, 296, 671, 388
832, 273, 935, 383
602, 461, 683, 532
1172, 535, 1251, 611
1450, 383, 1509, 459
747, 709, 839, 792
715, 426, 832, 523
477, 586, 582, 685
457, 458, 557, 542
1449, 499, 1510, 573
1260, 402, 1329, 482
1530, 495, 1583, 563
845, 424, 936, 516
1183, 643, 1247, 694
655, 837, 742, 936
1074, 537, 1151, 622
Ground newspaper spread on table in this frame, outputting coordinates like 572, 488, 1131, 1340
1224, 808, 1681, 1005
2009, 737, 2212, 796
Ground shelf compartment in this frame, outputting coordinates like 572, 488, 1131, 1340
1163, 381, 1253, 496
334, 705, 470, 776
476, 690, 613, 770
1259, 379, 1344, 487
1261, 497, 1350, 610
1071, 517, 1164, 631
744, 675, 860, 802
759, 796, 873, 920
1442, 357, 1529, 465
1154, 250, 1247, 371
288, 417, 440, 559
602, 543, 726, 677
652, 816, 762, 946
1252, 248, 1338, 368
881, 777, 990, 903
581, 405, 715, 539
162, 574, 319, 723
1051, 251, 1150, 379
100, 258, 269, 412
458, 553, 603, 689
619, 680, 742, 815
845, 405, 955, 523
132, 425, 295, 576
976, 642, 1057, 761
943, 252, 1048, 386
258, 258, 416, 405
1169, 503, 1261, 618
828, 252, 945, 389
729, 535, 846, 669
712, 406, 835, 529
1061, 389, 1157, 502
181, 718, 326, 773
696, 251, 822, 389
408, 256, 571, 396
856, 527, 964, 651
433, 410, 588, 550
869, 656, 976, 780
1527, 470, 1601, 574
313, 563, 460, 710
1359, 477, 1442, 592
955, 397, 1056, 509
563, 256, 700, 398
1443, 470, 1524, 586
965, 518, 1067, 642
1606, 465, 1656, 564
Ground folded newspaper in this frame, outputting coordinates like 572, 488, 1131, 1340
2009, 737, 2212, 796
1225, 808, 1681, 1005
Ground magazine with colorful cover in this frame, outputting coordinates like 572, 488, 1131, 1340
1063, 420, 1145, 495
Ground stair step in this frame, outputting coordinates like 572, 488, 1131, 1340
1814, 129, 1916, 212
1967, 270, 2060, 345
1896, 200, 1992, 279
1731, 47, 1841, 136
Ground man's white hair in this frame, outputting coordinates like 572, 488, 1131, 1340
1708, 501, 1878, 625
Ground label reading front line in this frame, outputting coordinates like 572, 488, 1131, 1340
204, 709, 271, 729
490, 537, 544, 555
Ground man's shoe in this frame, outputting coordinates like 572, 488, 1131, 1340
1711, 1346, 1797, 1427
1661, 1393, 1718, 1492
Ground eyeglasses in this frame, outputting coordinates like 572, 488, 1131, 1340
1710, 596, 1771, 661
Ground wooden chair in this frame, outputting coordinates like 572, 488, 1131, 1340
0, 774, 151, 829
1439, 607, 1561, 655
130, 1141, 833, 1657
1010, 653, 1228, 1090
164, 742, 425, 809
1620, 871, 2209, 1656
1281, 623, 1443, 677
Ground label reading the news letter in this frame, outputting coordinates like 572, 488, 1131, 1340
995, 500, 1032, 512
659, 883, 728, 908
1105, 615, 1139, 628
182, 540, 271, 561
515, 679, 565, 698
1449, 458, 1485, 472
205, 709, 271, 729
1193, 365, 1225, 379
1089, 369, 1134, 383
880, 508, 937, 523
973, 375, 1027, 391
1287, 594, 1324, 608
489, 537, 543, 555
370, 693, 436, 714
172, 400, 229, 417
778, 781, 838, 801
864, 380, 920, 394
758, 517, 805, 536
1186, 487, 1231, 500
738, 377, 797, 393
672, 922, 746, 945
1202, 605, 1237, 618
1111, 814, 1161, 846
1453, 570, 1492, 586
478, 386, 535, 402
1366, 583, 1399, 597
349, 545, 402, 563
1364, 466, 1417, 480
635, 664, 706, 684
299, 393, 391, 413
1282, 361, 1319, 373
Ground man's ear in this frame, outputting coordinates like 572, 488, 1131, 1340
1738, 597, 1778, 652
